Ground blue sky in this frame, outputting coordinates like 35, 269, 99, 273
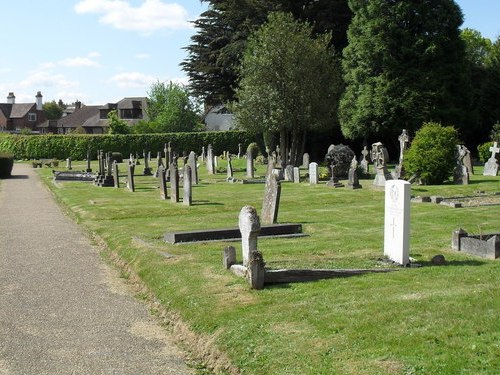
0, 0, 498, 106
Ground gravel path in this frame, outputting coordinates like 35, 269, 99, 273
0, 164, 194, 375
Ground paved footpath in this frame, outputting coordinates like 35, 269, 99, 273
0, 164, 194, 375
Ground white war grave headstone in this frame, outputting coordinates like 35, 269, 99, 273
384, 180, 411, 265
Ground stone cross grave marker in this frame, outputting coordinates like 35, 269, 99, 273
158, 165, 168, 200
227, 155, 234, 180
239, 205, 261, 266
483, 141, 499, 176
183, 165, 192, 206
113, 161, 120, 188
246, 149, 254, 179
261, 172, 281, 225
360, 146, 370, 174
371, 142, 392, 186
188, 151, 198, 184
143, 149, 152, 175
384, 180, 411, 265
170, 163, 179, 203
309, 162, 318, 185
237, 143, 242, 159
126, 162, 135, 192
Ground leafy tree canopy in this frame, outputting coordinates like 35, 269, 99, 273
232, 12, 343, 166
107, 110, 130, 134
43, 100, 63, 120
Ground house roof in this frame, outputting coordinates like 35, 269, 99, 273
38, 105, 101, 129
0, 103, 36, 118
116, 97, 147, 110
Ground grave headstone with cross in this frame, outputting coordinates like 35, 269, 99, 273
483, 142, 499, 176
384, 180, 411, 265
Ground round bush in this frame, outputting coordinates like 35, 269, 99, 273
111, 152, 123, 163
0, 152, 14, 178
324, 144, 355, 177
403, 122, 458, 185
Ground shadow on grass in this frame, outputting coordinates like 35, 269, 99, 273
192, 200, 224, 206
4, 175, 29, 180
418, 259, 487, 267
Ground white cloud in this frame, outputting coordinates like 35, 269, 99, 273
108, 71, 156, 88
74, 0, 190, 33
59, 57, 101, 68
135, 53, 151, 60
20, 71, 77, 90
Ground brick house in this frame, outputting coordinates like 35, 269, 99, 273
38, 97, 148, 134
0, 92, 46, 132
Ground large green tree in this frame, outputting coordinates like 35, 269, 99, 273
232, 12, 343, 166
42, 100, 63, 120
339, 0, 467, 141
140, 81, 201, 133
182, 0, 352, 106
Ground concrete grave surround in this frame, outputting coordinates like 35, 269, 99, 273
309, 162, 318, 185
384, 180, 411, 265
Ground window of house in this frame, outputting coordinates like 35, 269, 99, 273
120, 108, 143, 119
28, 113, 37, 122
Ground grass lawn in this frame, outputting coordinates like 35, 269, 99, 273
37, 158, 499, 375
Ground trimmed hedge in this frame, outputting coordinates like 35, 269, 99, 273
0, 131, 253, 160
0, 152, 14, 178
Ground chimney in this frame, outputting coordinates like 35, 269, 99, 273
36, 91, 43, 110
7, 92, 15, 104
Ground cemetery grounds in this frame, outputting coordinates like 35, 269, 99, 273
35, 159, 499, 375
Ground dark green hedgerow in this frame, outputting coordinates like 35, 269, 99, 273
0, 152, 14, 178
0, 131, 252, 160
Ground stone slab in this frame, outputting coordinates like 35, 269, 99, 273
53, 171, 95, 181
164, 223, 303, 244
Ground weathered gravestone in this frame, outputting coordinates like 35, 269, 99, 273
86, 150, 92, 172
183, 165, 192, 206
483, 141, 499, 176
113, 161, 120, 188
239, 205, 261, 266
206, 144, 215, 174
246, 150, 254, 179
309, 162, 318, 185
261, 172, 281, 225
302, 153, 310, 168
237, 143, 242, 159
384, 180, 411, 265
158, 165, 168, 199
227, 155, 234, 180
462, 146, 474, 175
188, 151, 198, 184
284, 165, 294, 182
454, 145, 470, 185
143, 150, 152, 175
371, 142, 392, 187
126, 162, 135, 192
360, 146, 370, 174
347, 157, 361, 189
170, 163, 179, 203
66, 157, 72, 170
392, 129, 410, 179
293, 167, 300, 183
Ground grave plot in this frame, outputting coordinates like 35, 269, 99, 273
452, 229, 500, 259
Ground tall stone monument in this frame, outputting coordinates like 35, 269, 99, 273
371, 142, 392, 187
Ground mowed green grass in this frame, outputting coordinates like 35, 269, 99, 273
38, 159, 499, 374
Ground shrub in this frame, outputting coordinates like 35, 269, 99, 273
403, 122, 458, 185
478, 142, 500, 163
110, 152, 123, 163
324, 144, 355, 177
0, 152, 14, 178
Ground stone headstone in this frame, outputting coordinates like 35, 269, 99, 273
454, 145, 470, 185
347, 157, 361, 189
483, 141, 499, 176
371, 142, 392, 186
143, 150, 152, 175
392, 130, 410, 180
261, 172, 281, 225
201, 146, 205, 162
238, 205, 261, 266
284, 165, 294, 182
183, 165, 192, 206
246, 150, 254, 179
113, 161, 120, 188
170, 163, 179, 203
302, 153, 310, 168
309, 162, 318, 185
360, 146, 370, 174
188, 151, 198, 185
66, 157, 72, 170
462, 146, 474, 175
158, 165, 168, 200
227, 155, 234, 180
293, 167, 300, 183
126, 162, 135, 192
384, 180, 411, 265
326, 164, 344, 188
86, 150, 92, 172
206, 144, 215, 174
237, 143, 242, 159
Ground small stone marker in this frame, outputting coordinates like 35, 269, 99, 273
309, 162, 318, 185
113, 161, 120, 188
293, 167, 300, 183
246, 150, 254, 179
126, 162, 135, 192
223, 246, 237, 269
384, 180, 411, 265
238, 206, 261, 266
158, 165, 168, 199
170, 163, 179, 203
183, 165, 192, 206
302, 153, 310, 168
66, 157, 72, 170
483, 141, 499, 176
261, 172, 281, 225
